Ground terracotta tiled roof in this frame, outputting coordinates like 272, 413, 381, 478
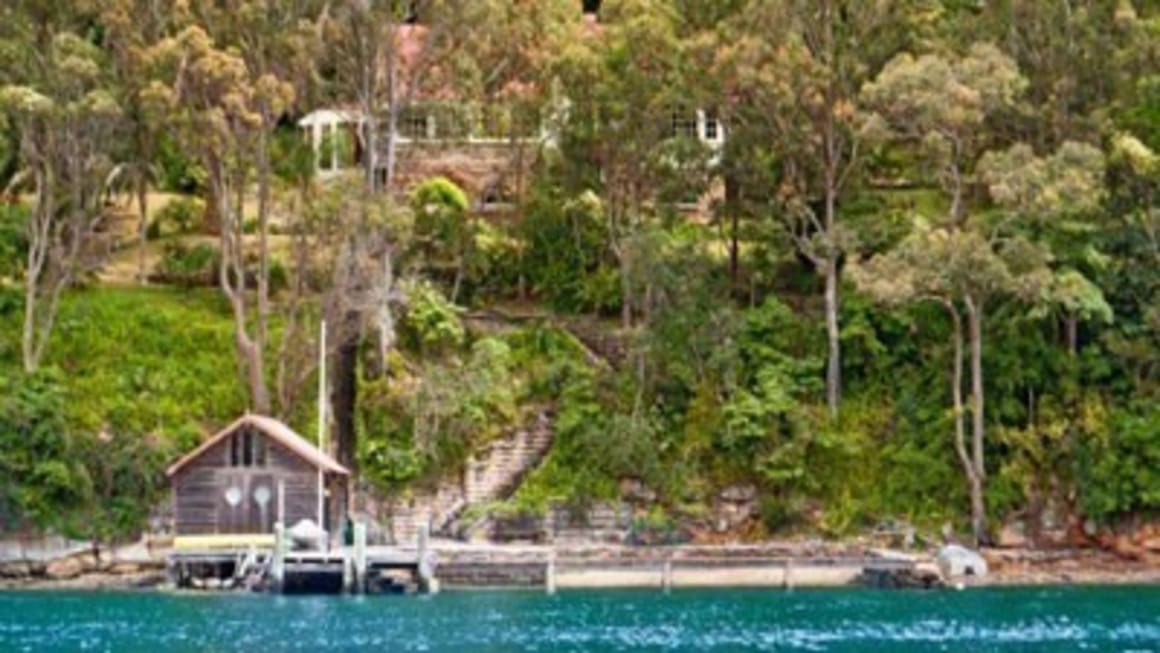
166, 414, 349, 477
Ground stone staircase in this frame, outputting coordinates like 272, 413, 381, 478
465, 410, 553, 506
380, 409, 554, 544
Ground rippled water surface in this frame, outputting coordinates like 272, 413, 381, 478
2, 586, 1158, 652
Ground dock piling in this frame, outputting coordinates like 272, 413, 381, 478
416, 524, 438, 594
546, 551, 557, 595
271, 522, 286, 591
353, 521, 367, 594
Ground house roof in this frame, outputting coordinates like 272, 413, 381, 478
166, 414, 350, 477
298, 108, 361, 128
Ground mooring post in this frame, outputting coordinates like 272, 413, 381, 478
353, 521, 367, 594
272, 522, 286, 592
416, 523, 439, 594
784, 558, 794, 591
662, 557, 673, 593
545, 550, 557, 595
342, 546, 353, 593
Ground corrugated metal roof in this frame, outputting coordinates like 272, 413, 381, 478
166, 414, 349, 477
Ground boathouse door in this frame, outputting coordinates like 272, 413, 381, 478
217, 473, 276, 534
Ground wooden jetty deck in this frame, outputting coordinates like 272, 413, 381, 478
169, 524, 439, 595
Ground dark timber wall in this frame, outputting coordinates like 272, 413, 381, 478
171, 428, 324, 536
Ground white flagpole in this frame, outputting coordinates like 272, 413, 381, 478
317, 320, 327, 535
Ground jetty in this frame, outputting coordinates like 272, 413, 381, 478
168, 523, 439, 594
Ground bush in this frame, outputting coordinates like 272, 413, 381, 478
1079, 405, 1160, 520
399, 281, 465, 354
154, 241, 218, 287
519, 189, 619, 314
156, 135, 206, 194
155, 196, 205, 236
0, 370, 90, 531
0, 202, 28, 278
145, 219, 162, 241
268, 258, 289, 294
0, 287, 248, 536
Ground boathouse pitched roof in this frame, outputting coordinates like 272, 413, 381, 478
166, 414, 349, 477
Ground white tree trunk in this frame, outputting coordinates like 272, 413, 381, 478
964, 293, 987, 544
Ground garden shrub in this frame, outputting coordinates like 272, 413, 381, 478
154, 196, 205, 236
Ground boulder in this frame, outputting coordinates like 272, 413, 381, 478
719, 484, 757, 503
45, 556, 86, 580
109, 562, 143, 575
1136, 523, 1160, 552
997, 522, 1028, 549
0, 561, 31, 579
936, 545, 989, 578
1112, 534, 1145, 560
619, 479, 657, 504
712, 484, 759, 533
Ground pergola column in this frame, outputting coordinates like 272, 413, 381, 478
311, 122, 323, 173
329, 121, 339, 172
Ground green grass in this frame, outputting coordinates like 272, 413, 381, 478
1, 285, 246, 447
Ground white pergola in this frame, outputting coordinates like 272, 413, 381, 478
298, 109, 361, 175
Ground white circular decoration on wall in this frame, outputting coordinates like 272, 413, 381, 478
253, 485, 271, 506
225, 486, 242, 507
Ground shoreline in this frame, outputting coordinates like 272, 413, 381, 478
2, 543, 1156, 592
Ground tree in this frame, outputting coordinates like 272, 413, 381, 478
859, 42, 1108, 541
317, 180, 413, 473
412, 176, 472, 302
98, 0, 172, 285
1, 22, 124, 372
145, 26, 295, 413
977, 140, 1110, 354
553, 0, 710, 329
851, 221, 1048, 543
714, 0, 910, 418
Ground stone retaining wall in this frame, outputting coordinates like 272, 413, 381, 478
437, 562, 546, 588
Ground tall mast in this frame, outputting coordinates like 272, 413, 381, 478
317, 320, 327, 532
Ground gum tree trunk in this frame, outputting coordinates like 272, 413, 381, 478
964, 293, 987, 544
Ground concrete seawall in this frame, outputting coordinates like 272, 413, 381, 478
435, 544, 909, 590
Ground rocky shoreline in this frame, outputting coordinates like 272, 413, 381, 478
980, 548, 1160, 586
0, 553, 168, 591
2, 543, 1157, 592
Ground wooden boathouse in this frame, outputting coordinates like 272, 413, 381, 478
167, 414, 349, 540
165, 414, 434, 593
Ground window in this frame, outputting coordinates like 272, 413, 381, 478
229, 432, 240, 466
400, 109, 432, 140
669, 110, 698, 139
242, 431, 253, 466
228, 429, 267, 468
703, 111, 720, 141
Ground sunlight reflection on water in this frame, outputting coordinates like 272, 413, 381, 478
1, 586, 1158, 652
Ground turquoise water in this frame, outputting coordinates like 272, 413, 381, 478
1, 587, 1158, 652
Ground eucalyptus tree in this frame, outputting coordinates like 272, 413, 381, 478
553, 0, 710, 329
858, 42, 1109, 542
0, 9, 125, 373
99, 0, 171, 284
196, 0, 322, 416
713, 0, 915, 418
977, 141, 1111, 353
145, 26, 295, 413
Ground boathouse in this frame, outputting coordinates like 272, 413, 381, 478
166, 414, 349, 543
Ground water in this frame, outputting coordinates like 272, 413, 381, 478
1, 587, 1158, 652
